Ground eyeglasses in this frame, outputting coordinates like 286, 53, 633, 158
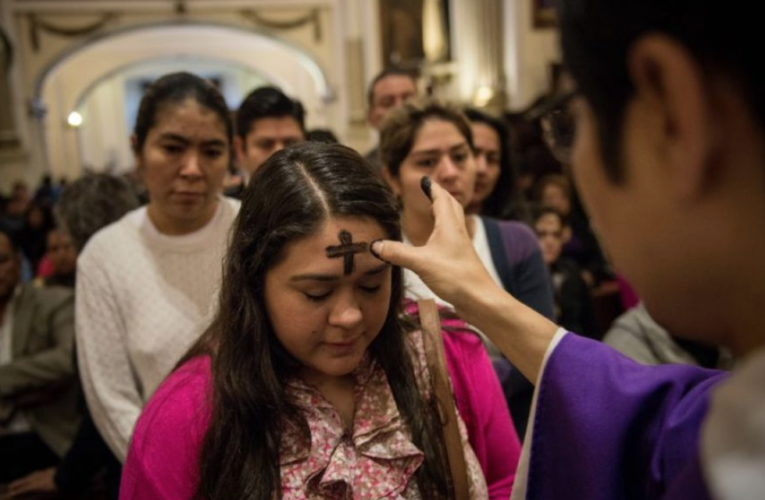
526, 90, 578, 165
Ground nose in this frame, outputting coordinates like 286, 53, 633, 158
180, 153, 203, 178
436, 155, 460, 183
474, 153, 488, 179
327, 290, 363, 330
273, 141, 287, 154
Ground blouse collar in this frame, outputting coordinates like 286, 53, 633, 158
280, 355, 424, 498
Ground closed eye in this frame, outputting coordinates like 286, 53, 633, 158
304, 290, 333, 302
360, 285, 381, 294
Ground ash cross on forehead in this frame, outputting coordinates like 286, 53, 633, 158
326, 230, 368, 275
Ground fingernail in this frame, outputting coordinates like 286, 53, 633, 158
370, 239, 387, 262
420, 176, 432, 201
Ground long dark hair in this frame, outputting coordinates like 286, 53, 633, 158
187, 142, 454, 499
464, 107, 531, 222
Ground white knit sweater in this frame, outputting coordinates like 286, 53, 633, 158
75, 197, 240, 462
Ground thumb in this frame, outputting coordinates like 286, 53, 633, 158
370, 239, 421, 271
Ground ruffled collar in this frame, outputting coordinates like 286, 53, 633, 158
279, 355, 424, 499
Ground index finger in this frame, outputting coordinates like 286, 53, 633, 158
423, 177, 467, 231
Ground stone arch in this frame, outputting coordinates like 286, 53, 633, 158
34, 21, 336, 178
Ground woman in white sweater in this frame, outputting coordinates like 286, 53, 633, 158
75, 72, 240, 462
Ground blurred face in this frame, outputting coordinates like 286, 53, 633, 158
386, 119, 476, 219
471, 122, 502, 209
0, 234, 21, 302
47, 230, 77, 275
264, 217, 392, 382
136, 98, 229, 234
27, 207, 45, 228
368, 75, 417, 130
541, 184, 571, 216
534, 213, 565, 265
236, 117, 304, 177
12, 184, 28, 201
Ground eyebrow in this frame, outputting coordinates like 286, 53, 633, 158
409, 142, 470, 157
158, 133, 226, 148
290, 263, 390, 282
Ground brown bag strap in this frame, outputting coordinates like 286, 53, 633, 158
418, 299, 470, 500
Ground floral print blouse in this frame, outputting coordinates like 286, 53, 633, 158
119, 331, 488, 499
279, 331, 488, 499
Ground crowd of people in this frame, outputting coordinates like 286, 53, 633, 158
0, 1, 760, 498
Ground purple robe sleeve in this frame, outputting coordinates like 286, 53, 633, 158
524, 334, 726, 500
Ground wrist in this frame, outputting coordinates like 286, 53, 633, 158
452, 275, 508, 327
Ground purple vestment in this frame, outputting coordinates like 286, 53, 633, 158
522, 333, 728, 500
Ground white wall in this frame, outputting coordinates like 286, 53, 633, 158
2, 1, 348, 190
40, 24, 332, 180
503, 0, 560, 111
68, 58, 271, 175
1, 0, 561, 192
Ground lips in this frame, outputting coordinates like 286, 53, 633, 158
324, 339, 358, 355
172, 192, 205, 202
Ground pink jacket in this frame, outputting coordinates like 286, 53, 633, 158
121, 315, 520, 499
406, 302, 520, 498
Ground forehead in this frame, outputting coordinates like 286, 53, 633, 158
412, 119, 467, 152
152, 99, 227, 138
247, 117, 303, 139
536, 213, 562, 228
471, 122, 500, 146
276, 217, 387, 272
543, 183, 567, 197
48, 230, 71, 242
373, 75, 416, 100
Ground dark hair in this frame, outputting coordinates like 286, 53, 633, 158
305, 128, 339, 144
533, 205, 569, 228
54, 174, 141, 252
0, 226, 20, 253
187, 142, 453, 499
367, 68, 417, 108
464, 107, 529, 220
379, 98, 474, 178
132, 72, 232, 153
24, 202, 54, 230
535, 174, 572, 205
559, 1, 761, 181
236, 86, 306, 141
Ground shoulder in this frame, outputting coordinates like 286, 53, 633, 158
134, 356, 212, 442
437, 315, 485, 358
18, 282, 73, 311
123, 357, 210, 498
481, 216, 540, 262
402, 303, 488, 386
220, 196, 241, 218
607, 305, 661, 340
79, 207, 144, 265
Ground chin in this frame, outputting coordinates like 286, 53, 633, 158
319, 356, 364, 378
473, 187, 488, 201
